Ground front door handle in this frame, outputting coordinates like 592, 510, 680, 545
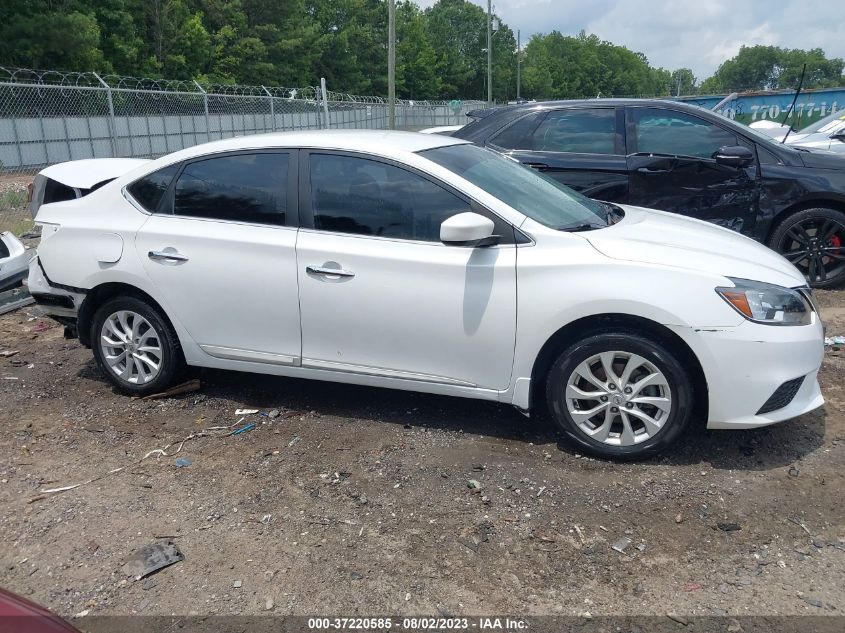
524, 162, 549, 170
306, 265, 355, 278
148, 250, 189, 262
636, 166, 672, 174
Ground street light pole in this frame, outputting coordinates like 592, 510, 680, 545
388, 0, 396, 129
487, 0, 492, 107
517, 29, 521, 101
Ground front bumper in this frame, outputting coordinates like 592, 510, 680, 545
669, 315, 825, 429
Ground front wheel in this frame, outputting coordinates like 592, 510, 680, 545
545, 332, 693, 460
91, 296, 184, 396
769, 207, 845, 289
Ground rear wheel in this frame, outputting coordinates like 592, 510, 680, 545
91, 296, 184, 396
769, 207, 845, 289
545, 332, 693, 460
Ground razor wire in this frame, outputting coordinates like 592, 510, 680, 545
0, 66, 487, 233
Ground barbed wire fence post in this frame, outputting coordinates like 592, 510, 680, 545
92, 71, 117, 157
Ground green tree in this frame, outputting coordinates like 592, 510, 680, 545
521, 31, 670, 100
395, 1, 443, 99
670, 68, 697, 96
700, 45, 845, 93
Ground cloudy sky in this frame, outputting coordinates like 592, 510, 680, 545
414, 0, 845, 80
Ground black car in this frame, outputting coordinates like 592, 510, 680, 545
453, 99, 845, 288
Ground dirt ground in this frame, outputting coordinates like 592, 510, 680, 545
0, 287, 843, 622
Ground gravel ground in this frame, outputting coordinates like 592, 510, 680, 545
0, 289, 843, 621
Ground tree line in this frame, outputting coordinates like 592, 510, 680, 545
1, 0, 843, 100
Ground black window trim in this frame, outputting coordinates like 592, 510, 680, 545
124, 148, 300, 229
624, 104, 759, 165
488, 106, 624, 156
298, 148, 529, 247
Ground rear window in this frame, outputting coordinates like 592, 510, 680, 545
127, 164, 180, 213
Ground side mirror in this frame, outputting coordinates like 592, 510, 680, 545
440, 212, 498, 247
831, 131, 845, 143
713, 145, 754, 168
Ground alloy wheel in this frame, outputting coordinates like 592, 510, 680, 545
779, 217, 845, 284
565, 351, 673, 446
99, 310, 163, 384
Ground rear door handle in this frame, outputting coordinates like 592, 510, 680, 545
524, 162, 549, 170
148, 250, 189, 262
306, 265, 355, 278
636, 166, 672, 174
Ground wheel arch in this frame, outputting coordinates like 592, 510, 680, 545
78, 282, 177, 348
529, 313, 708, 421
766, 197, 845, 245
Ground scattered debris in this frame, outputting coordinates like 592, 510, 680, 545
717, 522, 741, 532
268, 409, 280, 419
121, 541, 184, 580
264, 596, 275, 610
635, 541, 646, 552
788, 516, 812, 536
174, 457, 192, 468
667, 613, 688, 626
824, 336, 845, 346
611, 537, 632, 553
683, 582, 704, 592
573, 525, 585, 544
235, 408, 259, 415
350, 572, 363, 580
467, 479, 482, 491
73, 609, 90, 619
0, 350, 19, 358
233, 580, 242, 588
229, 422, 256, 436
288, 436, 301, 447
141, 379, 201, 401
801, 596, 823, 608
788, 466, 800, 477
675, 513, 684, 524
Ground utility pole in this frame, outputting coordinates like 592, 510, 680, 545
517, 29, 521, 101
487, 0, 492, 107
388, 0, 396, 129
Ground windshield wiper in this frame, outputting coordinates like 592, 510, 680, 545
556, 222, 606, 232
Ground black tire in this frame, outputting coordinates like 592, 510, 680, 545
768, 207, 845, 289
545, 331, 693, 460
90, 295, 184, 397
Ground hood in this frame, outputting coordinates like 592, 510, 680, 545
797, 147, 845, 169
584, 205, 806, 288
40, 158, 151, 189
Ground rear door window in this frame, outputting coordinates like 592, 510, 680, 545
127, 164, 179, 213
492, 108, 617, 154
172, 153, 290, 225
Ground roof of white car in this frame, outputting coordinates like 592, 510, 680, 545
161, 129, 468, 163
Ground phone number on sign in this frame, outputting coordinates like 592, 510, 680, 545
307, 618, 472, 630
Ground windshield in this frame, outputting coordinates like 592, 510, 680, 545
798, 108, 845, 135
420, 143, 607, 230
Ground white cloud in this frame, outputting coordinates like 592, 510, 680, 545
411, 0, 845, 78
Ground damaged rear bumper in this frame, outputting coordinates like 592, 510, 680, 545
26, 256, 84, 332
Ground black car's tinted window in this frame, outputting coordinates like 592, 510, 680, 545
632, 108, 739, 159
493, 109, 616, 154
489, 112, 545, 149
173, 153, 288, 225
127, 164, 179, 212
309, 154, 469, 241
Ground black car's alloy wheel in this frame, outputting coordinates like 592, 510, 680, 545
770, 207, 845, 289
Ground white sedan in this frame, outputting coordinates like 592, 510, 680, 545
28, 131, 824, 459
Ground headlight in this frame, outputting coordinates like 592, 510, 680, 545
715, 278, 813, 326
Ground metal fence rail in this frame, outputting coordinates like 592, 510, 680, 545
0, 66, 486, 234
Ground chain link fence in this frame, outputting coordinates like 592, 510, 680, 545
0, 66, 486, 234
